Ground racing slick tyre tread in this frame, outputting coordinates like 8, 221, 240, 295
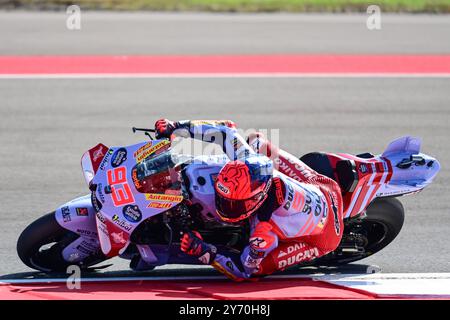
17, 212, 104, 272
363, 197, 405, 254
311, 197, 405, 266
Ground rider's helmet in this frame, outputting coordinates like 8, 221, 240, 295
214, 154, 273, 223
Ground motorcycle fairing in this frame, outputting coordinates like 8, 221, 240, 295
55, 194, 101, 262
382, 136, 421, 157
55, 194, 98, 237
325, 136, 440, 218
90, 140, 184, 257
61, 236, 100, 263
81, 143, 110, 185
377, 136, 440, 194
183, 154, 229, 222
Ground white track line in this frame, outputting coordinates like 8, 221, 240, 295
0, 273, 317, 285
0, 73, 450, 79
321, 273, 450, 297
3, 272, 449, 285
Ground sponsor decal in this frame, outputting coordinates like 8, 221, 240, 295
277, 243, 306, 258
359, 164, 368, 173
190, 120, 235, 128
98, 222, 109, 237
91, 191, 103, 212
97, 183, 106, 203
329, 193, 341, 236
297, 188, 324, 217
99, 149, 113, 171
133, 140, 170, 163
111, 148, 127, 168
190, 120, 217, 126
75, 240, 99, 256
302, 194, 313, 215
249, 247, 265, 259
190, 120, 236, 128
277, 247, 319, 269
313, 194, 323, 217
92, 145, 106, 162
111, 231, 127, 244
317, 217, 326, 229
273, 178, 285, 205
89, 144, 109, 173
216, 182, 230, 195
95, 212, 109, 239
249, 237, 267, 249
112, 214, 133, 231
76, 207, 89, 217
145, 193, 183, 202
226, 260, 234, 271
282, 179, 326, 217
231, 137, 244, 152
61, 206, 71, 223
80, 240, 98, 251
249, 134, 261, 153
76, 245, 92, 255
243, 255, 262, 269
122, 204, 142, 223
322, 202, 328, 218
283, 182, 295, 210
76, 229, 98, 238
377, 189, 418, 197
68, 253, 80, 262
96, 211, 106, 223
131, 169, 142, 189
275, 156, 316, 181
147, 202, 172, 209
165, 189, 182, 196
76, 245, 91, 255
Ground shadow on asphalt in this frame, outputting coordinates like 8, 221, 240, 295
0, 263, 380, 281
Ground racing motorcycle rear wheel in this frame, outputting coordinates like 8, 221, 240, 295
17, 212, 106, 272
312, 197, 405, 266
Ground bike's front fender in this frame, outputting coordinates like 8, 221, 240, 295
55, 194, 98, 239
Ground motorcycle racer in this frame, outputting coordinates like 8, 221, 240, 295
155, 119, 344, 281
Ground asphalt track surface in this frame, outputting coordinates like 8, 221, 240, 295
1, 12, 450, 55
0, 12, 449, 278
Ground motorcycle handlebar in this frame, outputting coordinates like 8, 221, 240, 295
132, 127, 156, 140
132, 127, 156, 133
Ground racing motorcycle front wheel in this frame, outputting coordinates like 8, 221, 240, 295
17, 212, 106, 272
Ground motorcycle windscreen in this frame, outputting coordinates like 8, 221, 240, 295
81, 143, 109, 185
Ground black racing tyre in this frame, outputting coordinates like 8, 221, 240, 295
312, 197, 405, 266
17, 212, 105, 272
361, 197, 405, 255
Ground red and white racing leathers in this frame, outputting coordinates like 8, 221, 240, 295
174, 120, 344, 281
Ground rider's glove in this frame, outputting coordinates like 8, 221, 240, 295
181, 231, 217, 265
154, 119, 178, 139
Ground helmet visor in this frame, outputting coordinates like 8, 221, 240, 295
215, 191, 266, 222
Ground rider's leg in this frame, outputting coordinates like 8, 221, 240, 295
255, 203, 344, 275
248, 132, 345, 276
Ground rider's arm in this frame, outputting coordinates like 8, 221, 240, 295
211, 222, 279, 281
180, 222, 279, 281
173, 120, 256, 161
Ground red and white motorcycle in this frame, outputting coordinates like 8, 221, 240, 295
17, 128, 440, 272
